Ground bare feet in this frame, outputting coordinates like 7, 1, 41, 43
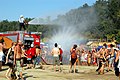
6, 76, 11, 80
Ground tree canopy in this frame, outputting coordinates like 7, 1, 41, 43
0, 0, 120, 42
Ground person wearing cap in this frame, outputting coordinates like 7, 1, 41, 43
26, 44, 34, 69
26, 43, 36, 68
19, 15, 26, 31
30, 43, 36, 68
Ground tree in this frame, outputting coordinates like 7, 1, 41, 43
108, 0, 120, 29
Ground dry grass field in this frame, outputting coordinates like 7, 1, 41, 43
0, 65, 118, 80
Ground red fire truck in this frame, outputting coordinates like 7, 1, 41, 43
0, 31, 41, 48
0, 31, 41, 64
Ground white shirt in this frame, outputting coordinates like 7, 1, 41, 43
0, 51, 4, 61
19, 17, 24, 23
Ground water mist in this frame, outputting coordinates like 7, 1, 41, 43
29, 6, 98, 64
48, 26, 85, 51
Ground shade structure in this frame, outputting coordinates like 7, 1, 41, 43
86, 41, 93, 46
0, 37, 13, 49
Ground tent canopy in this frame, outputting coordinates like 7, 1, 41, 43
0, 37, 13, 49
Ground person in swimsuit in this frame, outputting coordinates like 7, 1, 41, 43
69, 44, 78, 73
5, 42, 17, 79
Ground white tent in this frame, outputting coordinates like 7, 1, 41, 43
86, 41, 93, 46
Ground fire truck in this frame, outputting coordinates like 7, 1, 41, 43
0, 31, 41, 48
0, 31, 41, 64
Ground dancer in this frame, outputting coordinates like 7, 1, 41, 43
5, 42, 17, 80
96, 46, 106, 74
69, 44, 78, 73
107, 44, 115, 72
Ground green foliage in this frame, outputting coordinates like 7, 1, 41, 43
0, 0, 120, 42
0, 20, 19, 31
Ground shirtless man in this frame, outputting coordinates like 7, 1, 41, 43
51, 43, 60, 72
14, 40, 24, 80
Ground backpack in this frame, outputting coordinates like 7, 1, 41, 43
71, 49, 77, 59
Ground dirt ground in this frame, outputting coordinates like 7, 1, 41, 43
0, 65, 118, 80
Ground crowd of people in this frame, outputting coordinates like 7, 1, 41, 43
69, 43, 120, 79
0, 39, 42, 80
0, 15, 119, 80
0, 39, 120, 79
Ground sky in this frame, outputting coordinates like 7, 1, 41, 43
0, 0, 96, 21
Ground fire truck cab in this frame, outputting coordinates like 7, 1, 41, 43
23, 32, 41, 49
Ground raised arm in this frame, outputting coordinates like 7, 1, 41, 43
5, 48, 11, 64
